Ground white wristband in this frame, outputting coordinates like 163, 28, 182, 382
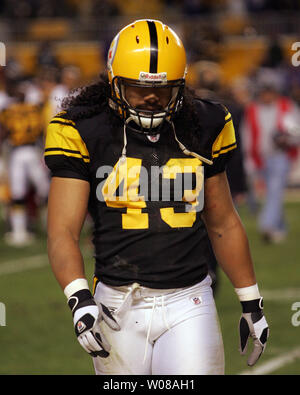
234, 283, 261, 302
63, 278, 89, 299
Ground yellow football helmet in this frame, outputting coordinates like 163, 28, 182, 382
107, 19, 187, 134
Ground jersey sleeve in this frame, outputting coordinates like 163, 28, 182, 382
205, 111, 237, 178
44, 116, 90, 181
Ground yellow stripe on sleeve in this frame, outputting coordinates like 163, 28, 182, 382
44, 121, 90, 163
212, 115, 236, 159
225, 112, 231, 121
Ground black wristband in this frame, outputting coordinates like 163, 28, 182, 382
241, 297, 263, 313
68, 289, 95, 314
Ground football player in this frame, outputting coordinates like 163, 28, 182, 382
45, 19, 269, 374
0, 81, 49, 246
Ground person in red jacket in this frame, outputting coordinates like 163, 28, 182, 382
242, 82, 299, 242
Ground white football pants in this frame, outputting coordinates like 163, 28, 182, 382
93, 275, 224, 375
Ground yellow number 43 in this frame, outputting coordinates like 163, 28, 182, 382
99, 157, 204, 229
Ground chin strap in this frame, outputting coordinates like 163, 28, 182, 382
121, 118, 130, 158
169, 121, 213, 165
109, 117, 131, 185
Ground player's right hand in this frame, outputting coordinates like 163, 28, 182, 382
67, 289, 120, 357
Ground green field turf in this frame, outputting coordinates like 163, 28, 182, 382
0, 202, 299, 375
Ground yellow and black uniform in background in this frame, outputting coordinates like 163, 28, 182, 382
0, 102, 45, 147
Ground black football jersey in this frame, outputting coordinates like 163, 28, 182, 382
44, 99, 236, 289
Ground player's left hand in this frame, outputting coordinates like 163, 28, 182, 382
238, 297, 269, 366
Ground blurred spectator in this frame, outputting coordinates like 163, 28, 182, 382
230, 76, 253, 108
49, 65, 81, 115
0, 80, 49, 246
191, 60, 223, 100
191, 60, 248, 202
0, 58, 24, 110
184, 22, 223, 63
0, 78, 13, 112
281, 64, 300, 107
261, 35, 285, 69
190, 60, 249, 293
224, 85, 249, 205
35, 66, 60, 126
241, 73, 300, 243
37, 41, 60, 71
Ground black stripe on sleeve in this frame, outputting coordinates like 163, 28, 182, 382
212, 142, 236, 155
50, 120, 75, 126
45, 147, 90, 159
147, 20, 158, 73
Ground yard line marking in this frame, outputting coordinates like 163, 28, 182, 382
0, 248, 93, 276
240, 346, 300, 375
0, 254, 48, 276
262, 288, 300, 301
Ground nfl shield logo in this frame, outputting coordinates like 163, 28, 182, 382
147, 134, 160, 143
192, 297, 201, 305
77, 320, 86, 333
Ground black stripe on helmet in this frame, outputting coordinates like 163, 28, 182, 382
147, 20, 158, 73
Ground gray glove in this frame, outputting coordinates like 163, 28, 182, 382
239, 297, 269, 366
